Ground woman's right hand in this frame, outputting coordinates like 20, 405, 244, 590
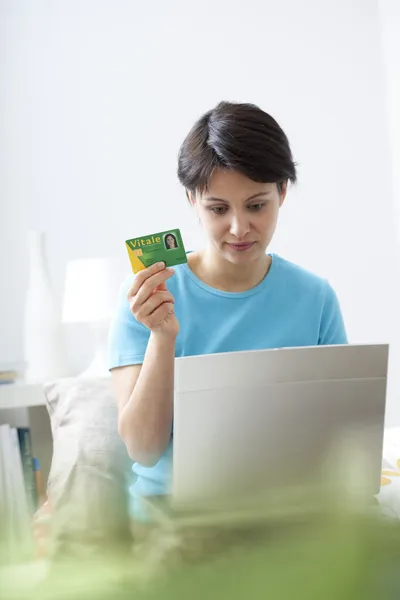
127, 262, 179, 338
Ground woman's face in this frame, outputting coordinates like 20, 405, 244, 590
166, 235, 175, 248
191, 169, 286, 266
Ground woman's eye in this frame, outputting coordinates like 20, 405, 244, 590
210, 206, 228, 215
249, 203, 265, 212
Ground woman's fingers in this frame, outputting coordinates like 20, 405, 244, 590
133, 291, 175, 320
146, 302, 175, 330
126, 262, 178, 332
128, 264, 174, 301
132, 269, 175, 307
154, 280, 168, 292
128, 262, 166, 298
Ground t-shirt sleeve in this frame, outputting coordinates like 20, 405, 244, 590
108, 275, 150, 369
318, 282, 348, 345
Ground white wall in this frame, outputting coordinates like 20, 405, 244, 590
379, 0, 400, 230
378, 0, 400, 425
1, 0, 400, 422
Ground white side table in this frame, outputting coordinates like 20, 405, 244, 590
0, 383, 52, 487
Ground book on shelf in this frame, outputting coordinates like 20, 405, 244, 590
0, 424, 41, 563
0, 371, 18, 385
17, 427, 38, 513
0, 362, 24, 385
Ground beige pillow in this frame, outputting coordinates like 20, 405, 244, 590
43, 377, 132, 557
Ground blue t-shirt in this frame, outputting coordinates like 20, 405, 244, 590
108, 254, 347, 516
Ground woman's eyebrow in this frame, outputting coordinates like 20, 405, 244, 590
203, 192, 271, 203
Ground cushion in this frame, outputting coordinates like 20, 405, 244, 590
43, 377, 132, 557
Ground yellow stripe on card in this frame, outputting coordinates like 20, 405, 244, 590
126, 243, 146, 273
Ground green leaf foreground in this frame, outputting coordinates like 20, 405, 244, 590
1, 482, 400, 600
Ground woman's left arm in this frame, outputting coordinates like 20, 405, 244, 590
318, 282, 348, 345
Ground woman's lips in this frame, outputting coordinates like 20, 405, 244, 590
227, 242, 255, 252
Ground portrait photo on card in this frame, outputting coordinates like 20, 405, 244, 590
164, 232, 179, 250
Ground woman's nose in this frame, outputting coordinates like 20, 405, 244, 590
229, 214, 250, 238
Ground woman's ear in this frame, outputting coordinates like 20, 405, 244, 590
279, 181, 288, 207
186, 190, 196, 206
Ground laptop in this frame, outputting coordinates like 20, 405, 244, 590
172, 344, 388, 509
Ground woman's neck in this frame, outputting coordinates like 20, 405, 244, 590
187, 247, 271, 292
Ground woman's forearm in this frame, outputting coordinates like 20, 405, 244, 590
118, 331, 176, 467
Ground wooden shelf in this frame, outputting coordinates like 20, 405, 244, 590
0, 383, 46, 410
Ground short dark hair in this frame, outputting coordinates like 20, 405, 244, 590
177, 101, 297, 194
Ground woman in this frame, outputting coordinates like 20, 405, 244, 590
108, 101, 347, 520
164, 233, 178, 249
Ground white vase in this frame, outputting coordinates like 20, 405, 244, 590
23, 231, 69, 382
